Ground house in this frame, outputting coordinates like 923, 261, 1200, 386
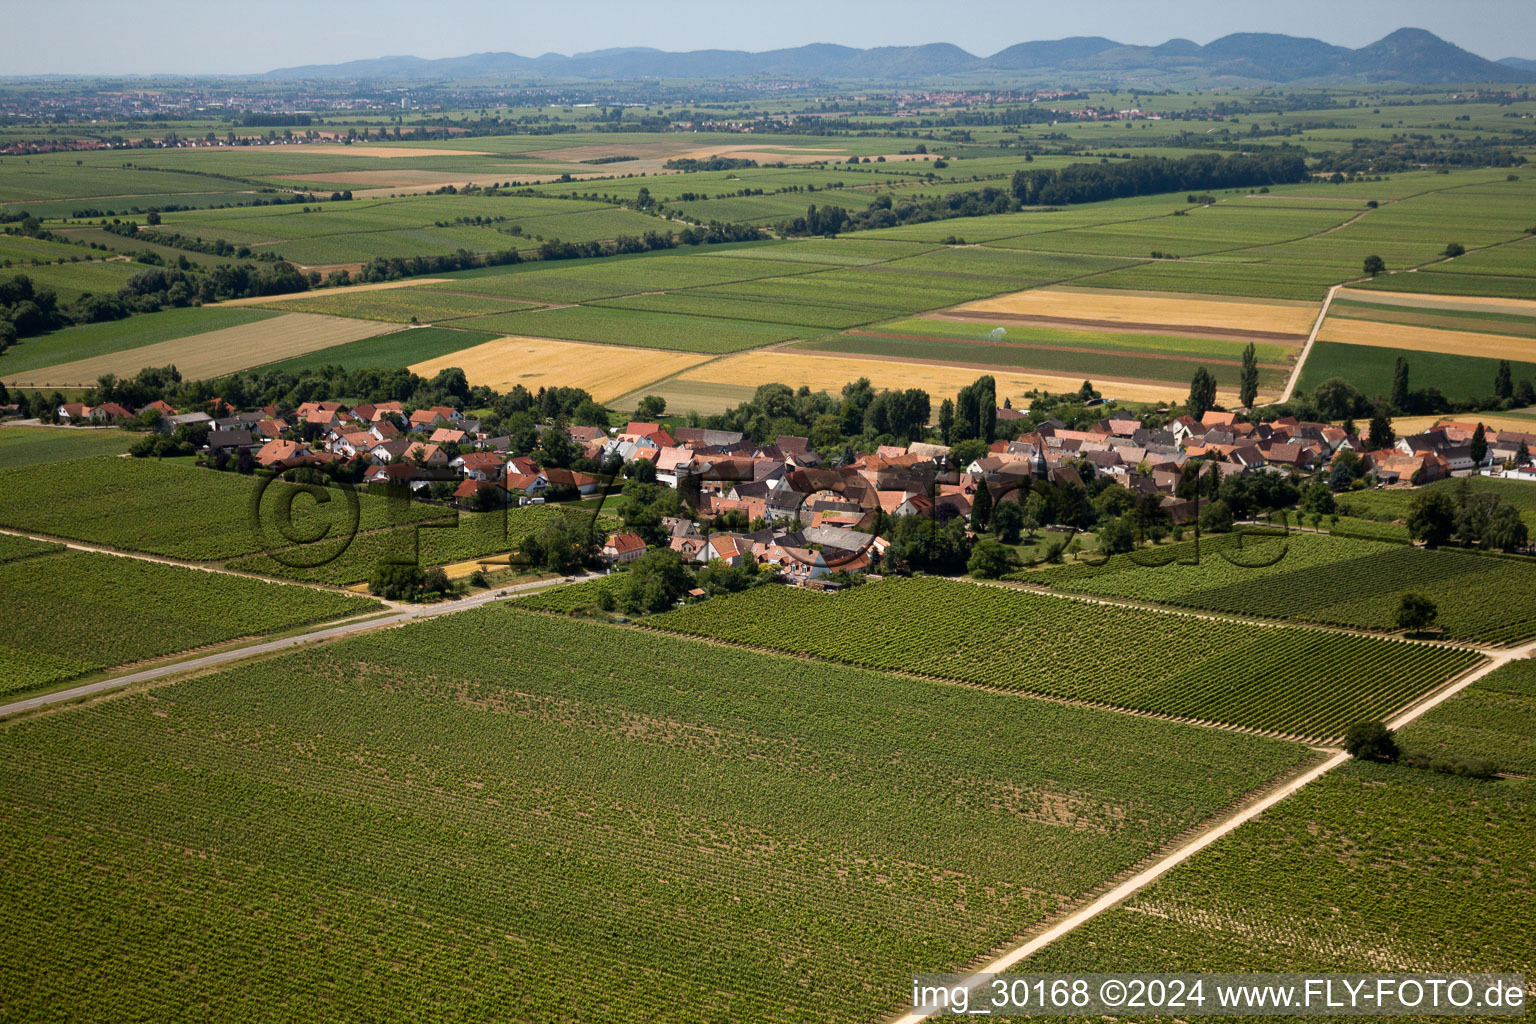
143, 399, 178, 418
255, 439, 305, 467
703, 534, 751, 567
453, 479, 511, 506
205, 429, 254, 453
57, 403, 91, 423
158, 411, 213, 434
602, 532, 647, 566
402, 442, 449, 467
452, 452, 505, 480
429, 427, 468, 445
89, 402, 134, 424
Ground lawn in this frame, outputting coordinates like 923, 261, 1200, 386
0, 608, 1310, 1022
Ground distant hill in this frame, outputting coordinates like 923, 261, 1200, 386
269, 29, 1535, 85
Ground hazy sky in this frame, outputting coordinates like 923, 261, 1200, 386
6, 0, 1534, 75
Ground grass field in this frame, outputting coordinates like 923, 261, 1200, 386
5, 313, 398, 387
0, 549, 377, 696
645, 577, 1481, 739
408, 334, 711, 402
253, 288, 535, 324
0, 425, 132, 466
0, 608, 1311, 1022
0, 306, 279, 379
1022, 531, 1536, 644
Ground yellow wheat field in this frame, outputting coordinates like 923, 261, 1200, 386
5, 313, 394, 388
1318, 318, 1536, 361
676, 349, 1223, 406
410, 335, 711, 403
954, 286, 1321, 336
1335, 288, 1536, 317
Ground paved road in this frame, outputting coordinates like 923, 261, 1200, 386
0, 573, 584, 718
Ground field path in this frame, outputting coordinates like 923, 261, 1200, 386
0, 572, 590, 720
890, 635, 1535, 1022
1277, 283, 1340, 404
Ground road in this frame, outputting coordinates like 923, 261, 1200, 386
0, 572, 584, 718
893, 635, 1536, 1023
1276, 283, 1339, 405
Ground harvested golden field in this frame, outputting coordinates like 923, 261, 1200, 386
1334, 287, 1536, 316
410, 335, 711, 403
676, 349, 1207, 406
1318, 318, 1536, 361
1391, 412, 1536, 434
11, 314, 394, 387
214, 279, 452, 307
954, 286, 1320, 336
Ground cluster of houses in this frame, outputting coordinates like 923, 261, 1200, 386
49, 396, 1536, 582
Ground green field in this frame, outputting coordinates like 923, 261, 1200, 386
1340, 477, 1536, 534
1020, 531, 1536, 644
1401, 658, 1536, 775
0, 549, 377, 696
254, 288, 535, 324
459, 304, 811, 353
255, 325, 500, 374
0, 425, 132, 466
1025, 762, 1536, 981
0, 608, 1311, 1022
1297, 341, 1536, 403
0, 456, 447, 561
0, 305, 278, 378
646, 576, 1481, 738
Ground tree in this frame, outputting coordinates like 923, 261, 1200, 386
1363, 254, 1385, 276
1299, 480, 1336, 516
970, 477, 993, 531
1238, 343, 1259, 409
1470, 423, 1487, 465
1199, 499, 1234, 534
967, 538, 1013, 579
1186, 366, 1218, 422
937, 398, 954, 443
1366, 406, 1394, 450
1021, 492, 1047, 537
1443, 242, 1465, 257
1391, 356, 1410, 412
619, 548, 692, 614
947, 438, 990, 468
1344, 721, 1400, 762
635, 394, 666, 420
1395, 592, 1439, 634
1494, 359, 1514, 400
1097, 516, 1136, 554
991, 499, 1025, 544
368, 562, 425, 601
1406, 490, 1455, 547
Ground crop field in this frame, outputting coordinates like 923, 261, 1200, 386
257, 325, 499, 374
588, 290, 877, 330
408, 334, 710, 402
0, 534, 62, 565
0, 608, 1312, 1022
0, 306, 278, 379
1023, 531, 1536, 644
422, 250, 823, 303
672, 349, 1201, 405
1317, 316, 1536, 361
0, 549, 377, 696
1340, 478, 1536, 534
1296, 341, 1536, 403
0, 233, 102, 265
1401, 658, 1536, 775
607, 377, 759, 416
992, 202, 1358, 259
515, 573, 626, 612
0, 257, 146, 303
252, 287, 534, 323
6, 312, 398, 387
646, 577, 1481, 738
0, 456, 447, 561
226, 504, 605, 586
0, 425, 132, 466
457, 305, 810, 353
1328, 298, 1536, 338
951, 286, 1321, 336
1024, 763, 1536, 979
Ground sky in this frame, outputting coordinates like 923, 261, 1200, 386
6, 0, 1534, 76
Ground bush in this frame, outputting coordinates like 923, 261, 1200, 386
1344, 721, 1400, 762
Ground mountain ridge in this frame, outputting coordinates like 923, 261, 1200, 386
268, 28, 1535, 85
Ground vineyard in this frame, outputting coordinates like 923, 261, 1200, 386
1341, 478, 1536, 534
0, 534, 61, 565
0, 456, 446, 561
1016, 532, 1536, 645
0, 550, 378, 697
0, 609, 1309, 1023
1401, 657, 1536, 775
645, 577, 1483, 739
515, 573, 626, 613
226, 505, 614, 585
1025, 762, 1536, 979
